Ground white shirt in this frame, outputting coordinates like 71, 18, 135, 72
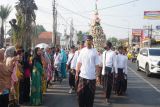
77, 47, 99, 80
102, 50, 117, 75
54, 53, 61, 67
98, 54, 103, 67
116, 54, 128, 74
71, 50, 81, 69
66, 52, 75, 69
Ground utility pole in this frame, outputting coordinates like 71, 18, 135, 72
52, 0, 57, 46
148, 25, 153, 47
69, 19, 74, 48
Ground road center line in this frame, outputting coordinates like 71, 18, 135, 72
128, 67, 160, 93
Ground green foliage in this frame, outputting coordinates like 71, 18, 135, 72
34, 25, 46, 37
77, 31, 83, 42
107, 37, 118, 46
0, 5, 12, 48
0, 5, 12, 22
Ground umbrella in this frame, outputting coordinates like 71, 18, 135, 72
35, 43, 49, 49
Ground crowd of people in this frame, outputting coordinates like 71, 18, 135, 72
0, 35, 128, 107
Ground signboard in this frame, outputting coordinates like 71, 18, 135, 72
132, 29, 143, 44
132, 29, 142, 36
144, 11, 160, 20
156, 25, 160, 30
142, 29, 149, 41
154, 35, 160, 42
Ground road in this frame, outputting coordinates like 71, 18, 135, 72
23, 61, 160, 107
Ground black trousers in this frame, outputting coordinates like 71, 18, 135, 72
19, 79, 24, 104
103, 67, 113, 99
23, 77, 30, 102
0, 94, 9, 107
69, 71, 75, 88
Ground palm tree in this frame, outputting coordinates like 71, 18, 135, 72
0, 5, 11, 48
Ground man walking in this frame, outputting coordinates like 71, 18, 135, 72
66, 46, 76, 94
76, 35, 99, 107
102, 41, 117, 104
115, 46, 128, 95
72, 41, 85, 91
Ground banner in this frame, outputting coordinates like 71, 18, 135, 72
132, 29, 142, 44
156, 25, 160, 30
132, 29, 142, 36
144, 11, 160, 20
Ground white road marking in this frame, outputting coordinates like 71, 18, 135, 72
128, 67, 160, 93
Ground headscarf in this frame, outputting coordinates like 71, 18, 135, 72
33, 47, 42, 66
4, 46, 16, 58
0, 49, 5, 62
60, 49, 67, 63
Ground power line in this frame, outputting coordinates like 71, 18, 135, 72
79, 0, 140, 13
58, 4, 133, 29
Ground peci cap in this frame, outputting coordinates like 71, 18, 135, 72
85, 35, 93, 41
70, 45, 75, 49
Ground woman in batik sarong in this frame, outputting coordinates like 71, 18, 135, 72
30, 47, 44, 106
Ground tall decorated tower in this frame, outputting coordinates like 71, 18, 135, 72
90, 0, 106, 51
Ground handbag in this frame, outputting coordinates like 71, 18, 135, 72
68, 54, 74, 70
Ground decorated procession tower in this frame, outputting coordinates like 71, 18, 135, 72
90, 1, 106, 51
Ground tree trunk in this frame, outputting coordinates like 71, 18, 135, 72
0, 23, 4, 48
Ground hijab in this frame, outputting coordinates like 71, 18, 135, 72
33, 47, 42, 66
60, 49, 67, 63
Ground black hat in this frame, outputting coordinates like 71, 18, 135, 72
85, 35, 93, 41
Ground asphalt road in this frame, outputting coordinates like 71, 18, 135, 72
23, 61, 160, 107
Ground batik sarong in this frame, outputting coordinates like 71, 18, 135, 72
77, 77, 96, 107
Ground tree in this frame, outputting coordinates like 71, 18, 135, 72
77, 31, 83, 43
0, 5, 11, 48
108, 37, 118, 46
9, 0, 37, 50
34, 25, 46, 37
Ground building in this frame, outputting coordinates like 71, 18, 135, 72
35, 32, 61, 47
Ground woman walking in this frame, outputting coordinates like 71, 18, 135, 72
0, 49, 12, 107
30, 47, 44, 106
60, 49, 67, 78
22, 51, 32, 103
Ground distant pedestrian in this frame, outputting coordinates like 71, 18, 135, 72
61, 49, 67, 78
66, 46, 76, 94
53, 47, 61, 82
76, 35, 99, 107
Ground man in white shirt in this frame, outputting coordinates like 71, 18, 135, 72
76, 35, 99, 107
72, 41, 85, 91
66, 46, 76, 94
102, 41, 117, 104
115, 46, 128, 95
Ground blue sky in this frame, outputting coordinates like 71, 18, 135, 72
1, 0, 160, 39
